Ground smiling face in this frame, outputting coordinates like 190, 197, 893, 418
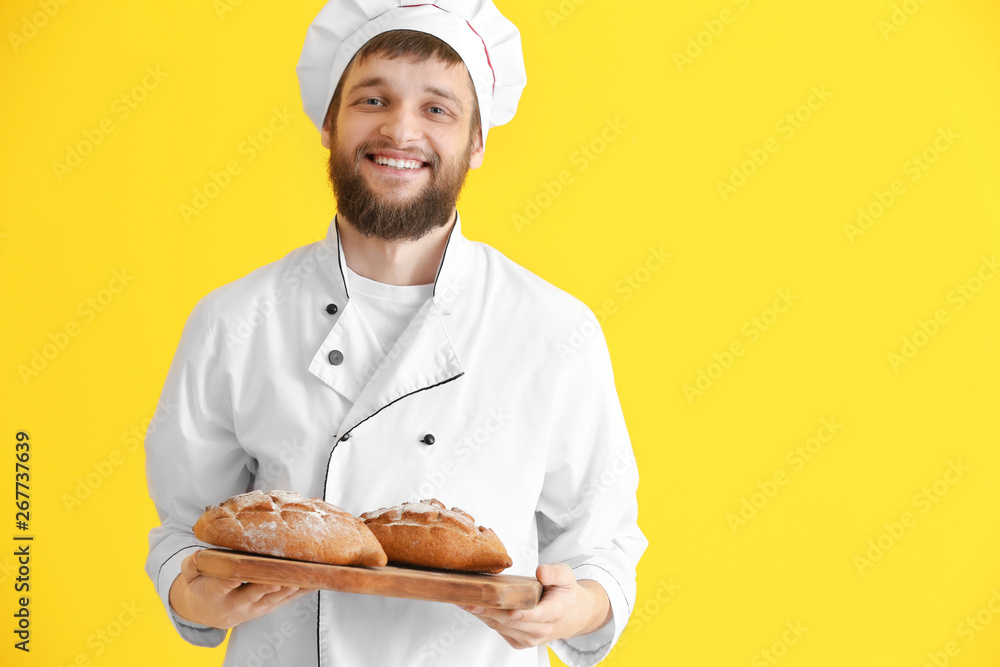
322, 52, 484, 242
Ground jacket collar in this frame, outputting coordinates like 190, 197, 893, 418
317, 211, 472, 313
311, 211, 471, 437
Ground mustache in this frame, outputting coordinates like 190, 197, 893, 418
353, 141, 440, 170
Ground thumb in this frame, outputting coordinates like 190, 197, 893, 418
183, 550, 241, 591
536, 563, 575, 588
180, 550, 202, 583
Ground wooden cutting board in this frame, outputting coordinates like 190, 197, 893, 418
195, 549, 542, 610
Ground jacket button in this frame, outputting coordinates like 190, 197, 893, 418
328, 350, 344, 365
420, 434, 435, 446
326, 303, 338, 315
340, 433, 351, 442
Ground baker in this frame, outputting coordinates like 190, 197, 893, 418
144, 1, 647, 665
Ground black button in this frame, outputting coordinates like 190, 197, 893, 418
339, 433, 351, 442
328, 350, 344, 365
420, 434, 436, 446
326, 303, 338, 315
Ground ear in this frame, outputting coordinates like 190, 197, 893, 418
321, 117, 332, 150
468, 127, 485, 170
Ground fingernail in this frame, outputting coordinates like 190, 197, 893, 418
470, 606, 484, 614
510, 611, 522, 620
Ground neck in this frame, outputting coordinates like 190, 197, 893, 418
337, 212, 456, 286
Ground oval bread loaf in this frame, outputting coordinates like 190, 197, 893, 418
193, 490, 387, 567
360, 499, 512, 574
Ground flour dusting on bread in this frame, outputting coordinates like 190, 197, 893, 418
193, 490, 387, 567
361, 499, 512, 574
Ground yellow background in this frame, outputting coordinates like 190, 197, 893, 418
2, 0, 999, 665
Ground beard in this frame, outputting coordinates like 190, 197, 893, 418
327, 136, 473, 242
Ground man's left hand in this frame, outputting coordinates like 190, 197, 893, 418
458, 563, 611, 649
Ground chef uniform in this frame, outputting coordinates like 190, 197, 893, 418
144, 2, 646, 666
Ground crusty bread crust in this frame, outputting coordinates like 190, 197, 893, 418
193, 490, 387, 567
360, 499, 513, 574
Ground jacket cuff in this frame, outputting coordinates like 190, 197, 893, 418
155, 545, 227, 647
549, 564, 629, 667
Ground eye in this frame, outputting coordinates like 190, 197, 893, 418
362, 98, 383, 106
427, 106, 446, 115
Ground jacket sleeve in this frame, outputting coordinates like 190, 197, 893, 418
144, 295, 255, 646
537, 308, 648, 667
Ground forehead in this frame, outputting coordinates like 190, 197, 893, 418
341, 53, 475, 100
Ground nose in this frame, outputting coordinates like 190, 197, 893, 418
379, 106, 421, 146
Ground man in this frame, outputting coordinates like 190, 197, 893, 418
145, 2, 646, 665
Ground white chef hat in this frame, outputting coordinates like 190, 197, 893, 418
296, 0, 526, 149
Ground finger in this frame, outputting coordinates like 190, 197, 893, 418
194, 573, 243, 597
462, 607, 507, 624
459, 607, 549, 648
478, 616, 545, 648
262, 586, 305, 607
501, 633, 541, 650
503, 637, 526, 650
536, 563, 575, 588
215, 578, 246, 593
505, 602, 559, 625
232, 583, 283, 605
467, 606, 551, 632
285, 588, 316, 602
459, 606, 512, 634
258, 585, 311, 608
468, 607, 523, 628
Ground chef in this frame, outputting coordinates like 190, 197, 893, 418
144, 1, 647, 665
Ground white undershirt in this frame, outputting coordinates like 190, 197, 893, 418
343, 264, 434, 361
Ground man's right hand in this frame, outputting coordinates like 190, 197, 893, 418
169, 550, 313, 629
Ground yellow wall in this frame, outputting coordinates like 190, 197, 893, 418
2, 0, 998, 665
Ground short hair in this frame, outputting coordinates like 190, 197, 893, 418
324, 29, 482, 140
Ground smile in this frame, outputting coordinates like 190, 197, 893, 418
370, 154, 426, 170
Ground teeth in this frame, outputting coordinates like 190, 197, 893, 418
374, 155, 422, 170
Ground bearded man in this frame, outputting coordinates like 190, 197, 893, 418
145, 2, 646, 666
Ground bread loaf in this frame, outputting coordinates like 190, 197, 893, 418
193, 490, 387, 567
360, 499, 512, 574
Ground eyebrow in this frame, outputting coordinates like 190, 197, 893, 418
424, 85, 464, 112
348, 77, 464, 111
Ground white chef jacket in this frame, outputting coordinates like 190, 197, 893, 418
145, 214, 647, 667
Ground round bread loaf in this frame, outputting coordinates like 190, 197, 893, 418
193, 490, 387, 567
360, 499, 512, 574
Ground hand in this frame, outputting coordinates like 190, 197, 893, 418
169, 550, 313, 629
458, 563, 611, 649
